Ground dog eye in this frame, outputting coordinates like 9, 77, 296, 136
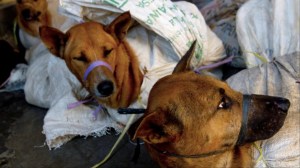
103, 49, 113, 58
218, 96, 232, 109
73, 56, 87, 62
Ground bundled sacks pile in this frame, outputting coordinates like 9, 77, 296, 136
226, 0, 299, 167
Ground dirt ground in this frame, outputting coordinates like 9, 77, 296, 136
0, 91, 158, 168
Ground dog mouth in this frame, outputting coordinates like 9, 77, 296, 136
21, 9, 41, 21
82, 60, 115, 100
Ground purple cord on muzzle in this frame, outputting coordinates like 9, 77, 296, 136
67, 61, 112, 120
83, 61, 113, 81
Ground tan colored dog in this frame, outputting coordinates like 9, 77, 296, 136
16, 0, 51, 37
39, 12, 143, 109
131, 43, 290, 168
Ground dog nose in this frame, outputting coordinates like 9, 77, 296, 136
97, 80, 114, 97
22, 9, 31, 20
264, 97, 290, 114
248, 94, 291, 115
36, 11, 41, 17
272, 98, 290, 113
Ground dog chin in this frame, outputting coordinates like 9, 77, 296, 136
94, 95, 111, 104
19, 19, 42, 37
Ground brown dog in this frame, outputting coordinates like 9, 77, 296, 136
131, 42, 290, 168
39, 12, 143, 109
16, 0, 51, 37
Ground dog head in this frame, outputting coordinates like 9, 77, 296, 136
132, 42, 290, 167
16, 0, 51, 37
39, 12, 143, 108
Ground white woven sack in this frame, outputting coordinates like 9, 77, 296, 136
59, 0, 226, 69
236, 0, 300, 68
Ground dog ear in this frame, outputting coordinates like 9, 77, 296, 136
172, 40, 197, 74
39, 26, 66, 58
133, 112, 183, 144
106, 11, 135, 42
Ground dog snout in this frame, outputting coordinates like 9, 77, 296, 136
251, 94, 290, 115
272, 98, 290, 114
97, 80, 114, 97
21, 9, 31, 20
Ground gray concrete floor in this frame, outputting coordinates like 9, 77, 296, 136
0, 91, 158, 168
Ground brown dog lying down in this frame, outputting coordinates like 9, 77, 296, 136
131, 43, 290, 168
39, 12, 143, 110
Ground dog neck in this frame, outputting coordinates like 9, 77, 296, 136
146, 143, 254, 168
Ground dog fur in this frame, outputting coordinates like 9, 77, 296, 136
16, 0, 51, 37
39, 12, 143, 109
131, 43, 290, 168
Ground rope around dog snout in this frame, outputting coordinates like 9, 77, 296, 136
83, 61, 113, 81
91, 114, 137, 168
236, 95, 251, 145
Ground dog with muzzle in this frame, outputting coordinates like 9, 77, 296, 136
130, 42, 291, 168
39, 12, 143, 112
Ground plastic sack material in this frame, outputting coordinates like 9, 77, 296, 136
170, 0, 249, 68
58, 0, 226, 69
197, 0, 249, 68
226, 52, 300, 167
215, 1, 300, 165
236, 0, 300, 68
24, 0, 226, 148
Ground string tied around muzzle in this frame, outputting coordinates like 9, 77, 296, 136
236, 94, 251, 146
83, 60, 113, 81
